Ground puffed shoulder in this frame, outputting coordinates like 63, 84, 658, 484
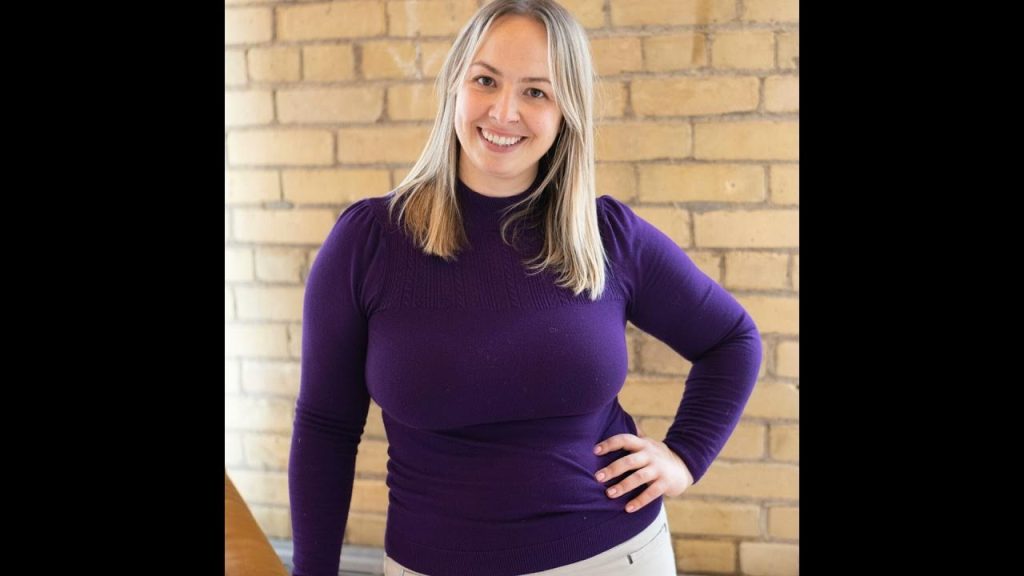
596, 195, 639, 233
307, 197, 390, 316
337, 197, 385, 233
319, 197, 387, 254
595, 195, 645, 260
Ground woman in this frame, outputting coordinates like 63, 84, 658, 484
289, 1, 762, 575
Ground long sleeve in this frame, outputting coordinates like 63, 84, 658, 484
289, 199, 385, 576
599, 196, 761, 482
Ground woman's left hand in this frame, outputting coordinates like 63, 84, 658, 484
593, 425, 694, 513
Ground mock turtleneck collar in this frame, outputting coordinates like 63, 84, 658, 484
456, 173, 545, 216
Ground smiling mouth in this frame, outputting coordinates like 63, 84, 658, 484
479, 127, 526, 148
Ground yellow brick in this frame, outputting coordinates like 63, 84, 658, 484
741, 542, 799, 576
278, 1, 386, 41
365, 402, 387, 439
338, 125, 431, 163
591, 37, 642, 76
226, 360, 241, 394
768, 506, 799, 539
392, 168, 412, 186
610, 0, 736, 26
243, 433, 292, 469
248, 46, 301, 82
759, 338, 769, 379
770, 164, 798, 205
765, 75, 798, 112
347, 512, 387, 546
278, 87, 384, 123
633, 77, 759, 117
226, 287, 235, 320
283, 169, 392, 205
791, 255, 798, 291
689, 251, 722, 283
225, 323, 290, 358
421, 41, 451, 78
225, 209, 231, 241
744, 0, 800, 23
226, 247, 255, 282
636, 416, 671, 440
638, 164, 764, 203
626, 330, 638, 372
696, 120, 798, 160
596, 81, 627, 119
387, 0, 478, 36
596, 163, 635, 203
769, 424, 798, 462
643, 33, 707, 71
742, 381, 798, 419
225, 7, 272, 45
638, 333, 691, 376
634, 205, 691, 247
303, 44, 356, 81
675, 538, 735, 573
737, 295, 798, 334
225, 432, 243, 466
250, 505, 291, 540
688, 461, 798, 499
242, 360, 301, 397
719, 422, 765, 459
664, 499, 760, 536
389, 83, 439, 121
559, 0, 605, 29
355, 439, 390, 474
228, 129, 333, 166
306, 248, 321, 280
225, 0, 277, 4
362, 40, 418, 79
225, 49, 247, 86
725, 251, 789, 290
289, 323, 303, 358
226, 169, 280, 205
351, 479, 389, 513
225, 90, 274, 127
231, 469, 289, 506
233, 208, 337, 244
713, 30, 775, 69
694, 209, 798, 248
776, 339, 798, 378
778, 31, 799, 70
255, 247, 308, 283
619, 377, 682, 417
596, 123, 691, 161
225, 395, 294, 432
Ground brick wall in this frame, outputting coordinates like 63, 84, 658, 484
225, 1, 799, 574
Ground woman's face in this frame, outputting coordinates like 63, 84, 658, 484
454, 15, 563, 196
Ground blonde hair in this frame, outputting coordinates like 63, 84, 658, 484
386, 0, 606, 300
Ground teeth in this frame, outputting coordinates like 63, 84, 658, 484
481, 128, 524, 147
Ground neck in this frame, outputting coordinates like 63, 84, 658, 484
458, 161, 538, 199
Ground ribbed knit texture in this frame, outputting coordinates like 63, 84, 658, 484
288, 178, 761, 576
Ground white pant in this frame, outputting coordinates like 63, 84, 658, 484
382, 503, 677, 575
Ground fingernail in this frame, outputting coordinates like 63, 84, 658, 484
595, 472, 605, 481
607, 488, 617, 496
594, 445, 602, 454
626, 504, 636, 513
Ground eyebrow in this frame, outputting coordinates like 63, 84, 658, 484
470, 60, 551, 84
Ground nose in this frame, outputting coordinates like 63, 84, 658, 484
489, 86, 520, 124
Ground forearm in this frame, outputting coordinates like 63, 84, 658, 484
288, 404, 364, 576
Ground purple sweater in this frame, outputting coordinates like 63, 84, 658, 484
288, 178, 761, 576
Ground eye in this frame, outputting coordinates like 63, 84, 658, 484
473, 76, 495, 88
526, 88, 547, 99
